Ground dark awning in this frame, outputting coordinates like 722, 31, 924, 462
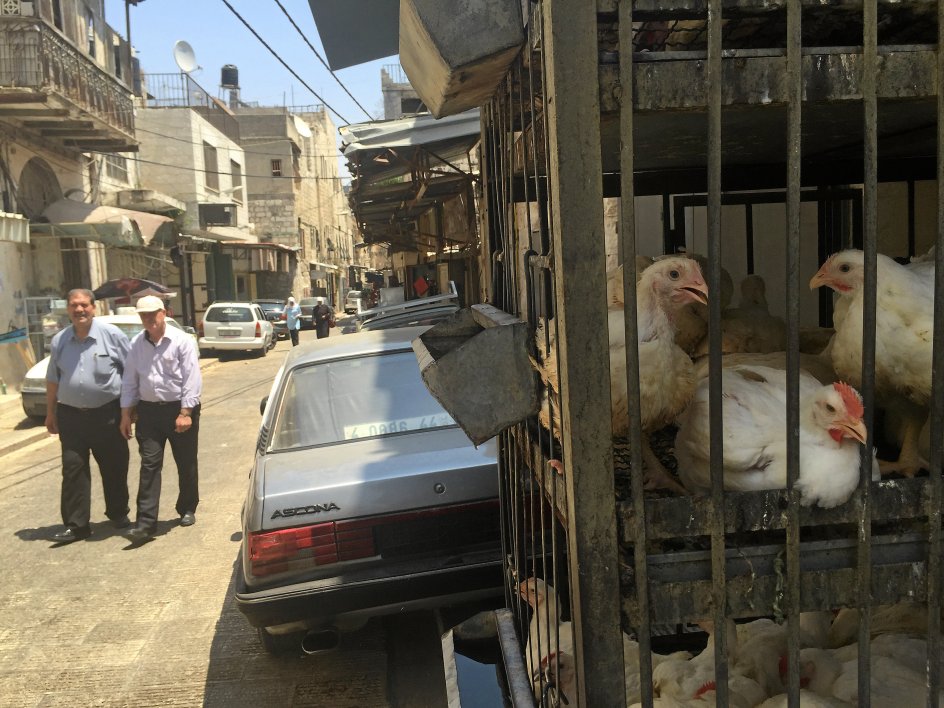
307, 0, 399, 71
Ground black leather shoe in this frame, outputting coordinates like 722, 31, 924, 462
179, 512, 196, 527
110, 515, 131, 529
125, 526, 154, 543
51, 527, 91, 543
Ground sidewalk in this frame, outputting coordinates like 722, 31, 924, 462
0, 357, 221, 458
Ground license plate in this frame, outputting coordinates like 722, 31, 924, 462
219, 329, 241, 337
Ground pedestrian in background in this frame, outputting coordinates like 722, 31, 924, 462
313, 300, 333, 340
284, 296, 301, 347
45, 288, 131, 543
119, 296, 202, 543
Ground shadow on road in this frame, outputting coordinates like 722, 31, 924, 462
201, 556, 393, 708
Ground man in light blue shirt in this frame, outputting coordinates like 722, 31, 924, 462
45, 288, 131, 543
120, 295, 202, 542
284, 296, 301, 347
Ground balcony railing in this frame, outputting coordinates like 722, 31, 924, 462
0, 18, 134, 136
143, 72, 240, 144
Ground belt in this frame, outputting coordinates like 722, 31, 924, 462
138, 400, 182, 406
58, 399, 119, 413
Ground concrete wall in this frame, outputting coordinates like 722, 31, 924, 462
135, 109, 250, 234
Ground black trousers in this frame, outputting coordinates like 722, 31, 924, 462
289, 328, 299, 346
57, 400, 129, 530
134, 401, 200, 530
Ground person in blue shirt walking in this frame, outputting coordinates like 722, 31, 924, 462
45, 288, 131, 543
284, 296, 302, 347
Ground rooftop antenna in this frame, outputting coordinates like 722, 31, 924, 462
173, 40, 200, 74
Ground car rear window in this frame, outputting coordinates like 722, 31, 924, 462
205, 306, 253, 323
256, 302, 283, 314
270, 351, 456, 450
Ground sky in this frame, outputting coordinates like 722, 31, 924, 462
102, 0, 397, 173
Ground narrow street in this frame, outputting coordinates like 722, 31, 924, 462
0, 336, 450, 708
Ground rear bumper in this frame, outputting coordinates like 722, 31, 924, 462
21, 391, 45, 418
234, 549, 503, 630
199, 337, 267, 351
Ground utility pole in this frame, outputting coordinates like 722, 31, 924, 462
124, 0, 144, 93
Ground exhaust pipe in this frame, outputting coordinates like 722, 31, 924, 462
301, 627, 340, 654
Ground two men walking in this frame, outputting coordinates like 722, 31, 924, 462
46, 291, 202, 544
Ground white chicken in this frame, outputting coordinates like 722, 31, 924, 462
610, 256, 709, 493
798, 648, 944, 707
517, 577, 573, 700
538, 256, 709, 493
675, 365, 874, 508
810, 249, 933, 476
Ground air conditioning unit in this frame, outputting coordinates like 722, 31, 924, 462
198, 203, 236, 228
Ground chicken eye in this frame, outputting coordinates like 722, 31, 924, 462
669, 269, 680, 280
825, 403, 836, 413
839, 264, 850, 273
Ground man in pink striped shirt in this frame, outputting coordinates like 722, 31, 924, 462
119, 296, 202, 543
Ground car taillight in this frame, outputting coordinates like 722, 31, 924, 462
247, 500, 499, 579
255, 321, 262, 337
248, 522, 375, 577
198, 321, 204, 337
279, 313, 286, 321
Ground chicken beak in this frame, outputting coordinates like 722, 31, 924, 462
809, 268, 829, 290
681, 281, 709, 306
837, 417, 868, 444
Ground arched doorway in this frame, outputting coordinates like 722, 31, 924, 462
18, 157, 62, 218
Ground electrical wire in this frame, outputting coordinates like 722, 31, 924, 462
272, 0, 374, 121
131, 123, 346, 161
88, 151, 349, 184
217, 0, 350, 125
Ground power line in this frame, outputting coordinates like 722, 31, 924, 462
89, 151, 349, 185
272, 0, 374, 122
217, 0, 351, 125
132, 123, 345, 160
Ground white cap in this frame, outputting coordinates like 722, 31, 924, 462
135, 295, 166, 313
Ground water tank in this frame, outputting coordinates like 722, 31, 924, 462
221, 64, 239, 89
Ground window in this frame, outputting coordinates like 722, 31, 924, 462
230, 160, 243, 202
203, 142, 219, 192
270, 159, 282, 177
104, 155, 128, 183
112, 37, 122, 80
85, 6, 95, 56
52, 0, 63, 31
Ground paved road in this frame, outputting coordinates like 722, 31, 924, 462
0, 336, 448, 707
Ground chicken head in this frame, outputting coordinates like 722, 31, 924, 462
810, 382, 868, 445
643, 256, 709, 308
809, 251, 864, 293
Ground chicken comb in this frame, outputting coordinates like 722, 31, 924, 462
693, 681, 716, 699
832, 381, 864, 420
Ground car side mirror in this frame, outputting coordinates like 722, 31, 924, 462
259, 396, 268, 416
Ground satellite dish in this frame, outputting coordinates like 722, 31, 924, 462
173, 40, 199, 74
293, 115, 312, 138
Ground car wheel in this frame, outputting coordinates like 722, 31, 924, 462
256, 340, 268, 358
27, 414, 45, 425
199, 348, 210, 358
257, 626, 303, 655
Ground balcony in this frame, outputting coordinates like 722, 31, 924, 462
0, 18, 136, 152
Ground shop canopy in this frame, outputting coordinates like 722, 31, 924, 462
31, 199, 175, 248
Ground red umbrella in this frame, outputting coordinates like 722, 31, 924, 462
93, 278, 175, 301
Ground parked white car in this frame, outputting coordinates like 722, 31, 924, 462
343, 290, 363, 314
198, 302, 275, 357
20, 312, 195, 421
